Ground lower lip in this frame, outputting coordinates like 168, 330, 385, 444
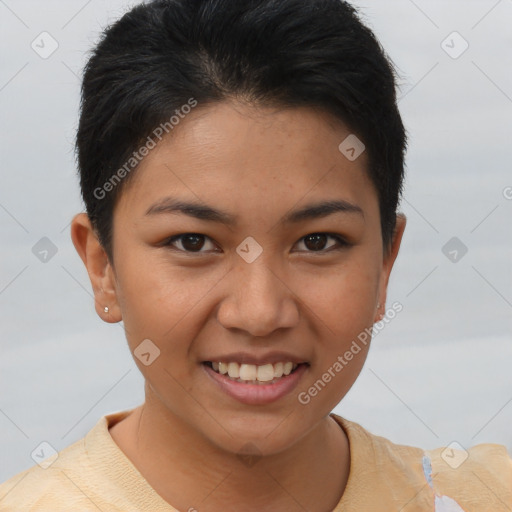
203, 363, 308, 405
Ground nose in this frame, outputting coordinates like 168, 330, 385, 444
216, 258, 300, 337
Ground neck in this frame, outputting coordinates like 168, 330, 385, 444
109, 394, 350, 512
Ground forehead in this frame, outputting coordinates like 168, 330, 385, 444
115, 101, 377, 221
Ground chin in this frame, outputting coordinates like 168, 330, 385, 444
202, 411, 313, 458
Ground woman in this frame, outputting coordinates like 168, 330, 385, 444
1, 0, 510, 510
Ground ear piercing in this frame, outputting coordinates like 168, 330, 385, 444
376, 302, 384, 321
104, 306, 109, 313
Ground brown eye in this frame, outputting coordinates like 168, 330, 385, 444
303, 234, 328, 251
296, 233, 348, 253
180, 234, 205, 251
164, 233, 217, 253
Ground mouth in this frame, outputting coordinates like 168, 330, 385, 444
203, 361, 305, 385
202, 360, 309, 405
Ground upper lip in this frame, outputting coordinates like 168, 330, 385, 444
203, 352, 308, 366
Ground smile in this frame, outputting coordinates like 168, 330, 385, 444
203, 361, 309, 405
205, 361, 299, 384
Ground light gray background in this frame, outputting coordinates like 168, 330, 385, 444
1, 0, 511, 482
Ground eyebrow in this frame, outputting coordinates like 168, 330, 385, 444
145, 197, 364, 226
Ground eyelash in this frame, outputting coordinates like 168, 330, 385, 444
162, 233, 350, 254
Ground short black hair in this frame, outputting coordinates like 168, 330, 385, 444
76, 0, 407, 261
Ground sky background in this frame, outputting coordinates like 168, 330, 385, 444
1, 0, 511, 482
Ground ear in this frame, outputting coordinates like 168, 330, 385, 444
70, 213, 121, 323
374, 213, 406, 322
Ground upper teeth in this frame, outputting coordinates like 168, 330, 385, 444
211, 361, 298, 382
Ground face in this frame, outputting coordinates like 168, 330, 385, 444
74, 100, 404, 456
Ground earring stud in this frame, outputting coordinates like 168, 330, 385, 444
104, 306, 109, 313
376, 302, 384, 322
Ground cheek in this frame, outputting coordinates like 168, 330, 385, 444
296, 258, 380, 337
294, 262, 379, 410
114, 252, 223, 347
114, 261, 204, 388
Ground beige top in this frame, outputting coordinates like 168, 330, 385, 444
1, 409, 511, 511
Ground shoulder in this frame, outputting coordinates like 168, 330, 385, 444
0, 410, 175, 512
426, 442, 512, 509
332, 414, 512, 511
0, 435, 99, 511
0, 413, 130, 511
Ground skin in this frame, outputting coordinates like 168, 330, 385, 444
71, 100, 406, 512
